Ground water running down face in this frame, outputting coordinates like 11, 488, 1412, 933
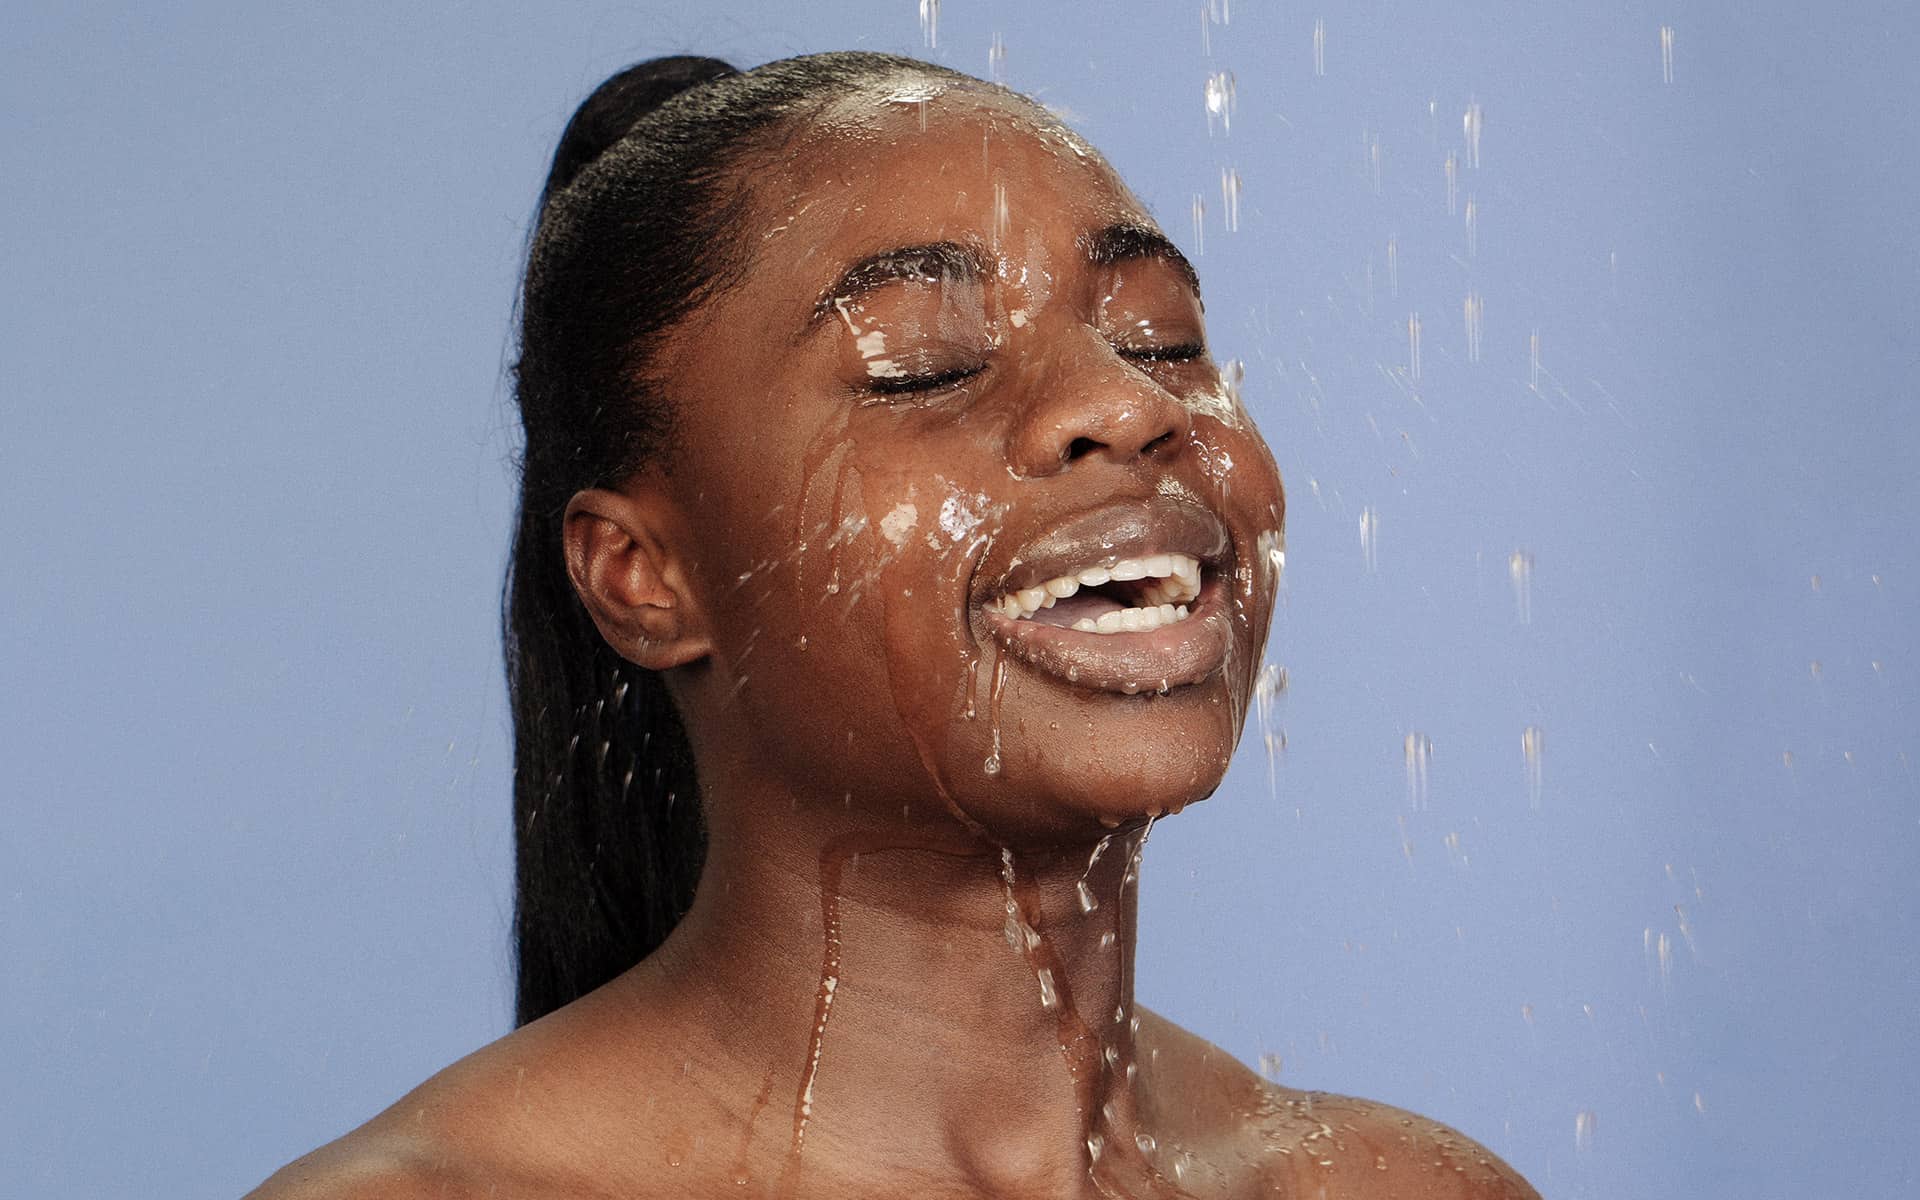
588, 79, 1286, 845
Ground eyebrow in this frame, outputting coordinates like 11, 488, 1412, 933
809, 241, 991, 328
804, 221, 1203, 334
1081, 222, 1204, 304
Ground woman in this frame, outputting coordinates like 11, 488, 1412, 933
253, 51, 1538, 1199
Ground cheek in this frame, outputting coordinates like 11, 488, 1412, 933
851, 468, 1009, 816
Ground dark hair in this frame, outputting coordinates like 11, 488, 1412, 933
507, 51, 974, 1026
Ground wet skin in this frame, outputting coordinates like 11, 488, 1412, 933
251, 81, 1538, 1200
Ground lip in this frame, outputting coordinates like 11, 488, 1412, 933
974, 498, 1235, 695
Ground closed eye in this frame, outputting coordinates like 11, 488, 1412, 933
1119, 341, 1206, 364
862, 364, 987, 397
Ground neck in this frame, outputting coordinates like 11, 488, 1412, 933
628, 790, 1161, 1195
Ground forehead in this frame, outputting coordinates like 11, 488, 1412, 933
747, 84, 1151, 262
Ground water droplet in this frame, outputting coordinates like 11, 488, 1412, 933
1036, 966, 1059, 1009
984, 650, 1009, 775
1190, 193, 1206, 255
1204, 69, 1236, 135
1444, 152, 1458, 215
1574, 1109, 1597, 1151
987, 31, 1006, 82
1312, 17, 1326, 76
1660, 25, 1675, 84
1464, 195, 1478, 257
1135, 1131, 1158, 1155
918, 0, 939, 49
1220, 166, 1242, 232
1509, 550, 1534, 623
1405, 732, 1432, 808
1463, 290, 1484, 362
1359, 506, 1380, 571
1462, 99, 1484, 168
1522, 725, 1544, 808
1407, 313, 1422, 379
1075, 878, 1099, 914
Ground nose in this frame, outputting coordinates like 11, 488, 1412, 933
1005, 330, 1192, 478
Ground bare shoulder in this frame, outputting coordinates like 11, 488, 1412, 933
242, 1021, 616, 1199
1132, 1008, 1539, 1200
1255, 1089, 1540, 1200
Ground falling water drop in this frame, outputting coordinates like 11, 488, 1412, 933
1220, 166, 1242, 232
1464, 290, 1484, 362
988, 31, 1006, 82
1404, 731, 1432, 809
1407, 312, 1422, 380
1522, 726, 1544, 808
1660, 25, 1675, 84
1529, 329, 1541, 390
1190, 193, 1207, 255
1204, 69, 1236, 135
1508, 549, 1534, 623
918, 0, 939, 48
1312, 18, 1326, 76
1386, 237, 1398, 296
1464, 196, 1478, 257
1257, 527, 1285, 587
1035, 967, 1060, 1010
1219, 357, 1246, 411
1359, 506, 1380, 571
1463, 99, 1484, 168
1574, 1110, 1597, 1151
1255, 663, 1288, 798
1444, 151, 1458, 215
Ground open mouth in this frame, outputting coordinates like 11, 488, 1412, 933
973, 500, 1235, 695
986, 553, 1203, 634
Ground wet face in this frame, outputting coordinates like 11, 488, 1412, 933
653, 81, 1285, 844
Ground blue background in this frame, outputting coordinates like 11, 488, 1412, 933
4, 2, 1915, 1196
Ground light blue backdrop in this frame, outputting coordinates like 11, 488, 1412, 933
4, 2, 1914, 1197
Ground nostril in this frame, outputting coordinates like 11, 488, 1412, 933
1141, 430, 1176, 456
1064, 436, 1102, 462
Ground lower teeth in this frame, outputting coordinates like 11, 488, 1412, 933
1070, 604, 1191, 635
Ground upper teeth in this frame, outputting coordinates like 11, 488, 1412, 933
989, 552, 1204, 633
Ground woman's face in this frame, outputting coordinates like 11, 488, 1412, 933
654, 82, 1285, 842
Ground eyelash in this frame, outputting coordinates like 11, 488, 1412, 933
1120, 341, 1207, 364
859, 341, 1206, 398
863, 365, 986, 397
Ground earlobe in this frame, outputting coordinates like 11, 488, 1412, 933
562, 487, 713, 670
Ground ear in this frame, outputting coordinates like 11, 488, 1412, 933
562, 485, 713, 670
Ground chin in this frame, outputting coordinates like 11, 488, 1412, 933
948, 708, 1236, 844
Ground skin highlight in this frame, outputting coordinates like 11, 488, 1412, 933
250, 77, 1538, 1200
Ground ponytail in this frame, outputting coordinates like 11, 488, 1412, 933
506, 51, 971, 1025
